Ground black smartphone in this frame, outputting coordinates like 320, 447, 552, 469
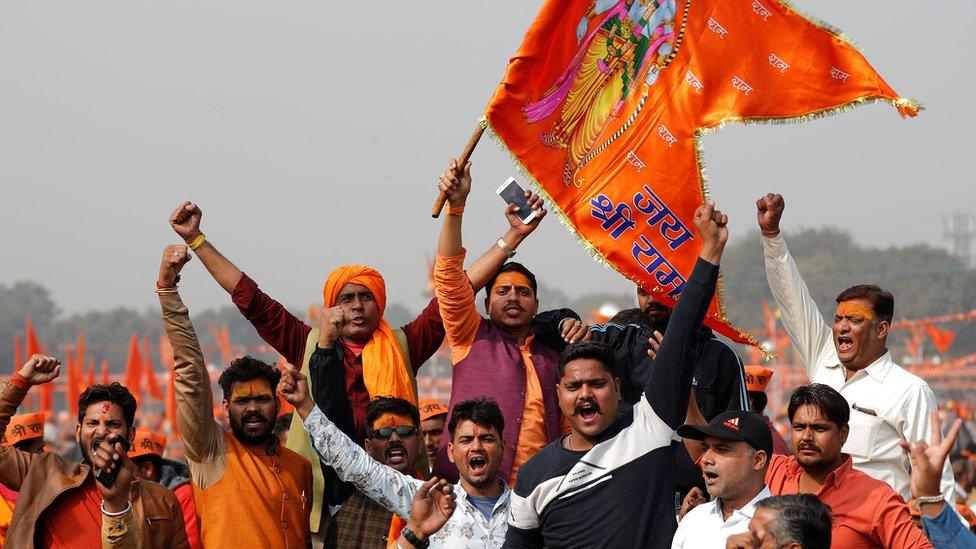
95, 435, 131, 488
496, 177, 538, 224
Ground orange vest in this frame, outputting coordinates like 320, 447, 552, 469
193, 432, 311, 547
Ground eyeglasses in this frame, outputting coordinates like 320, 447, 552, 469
369, 426, 418, 440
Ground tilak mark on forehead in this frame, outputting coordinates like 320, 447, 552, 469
231, 379, 273, 400
372, 413, 414, 430
491, 272, 533, 293
836, 302, 876, 321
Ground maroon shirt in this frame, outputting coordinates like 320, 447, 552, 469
232, 273, 445, 436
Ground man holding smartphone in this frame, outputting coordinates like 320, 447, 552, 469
431, 158, 563, 487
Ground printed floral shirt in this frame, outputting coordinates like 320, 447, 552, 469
303, 407, 510, 548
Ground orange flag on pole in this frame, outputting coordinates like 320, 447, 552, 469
87, 358, 97, 388
483, 0, 918, 348
124, 334, 143, 405
100, 360, 111, 385
26, 318, 53, 415
13, 335, 23, 375
159, 334, 179, 439
66, 345, 79, 417
143, 334, 163, 400
923, 322, 956, 355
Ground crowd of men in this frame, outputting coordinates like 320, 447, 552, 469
1, 164, 976, 548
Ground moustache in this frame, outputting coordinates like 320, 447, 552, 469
241, 412, 267, 423
796, 443, 821, 453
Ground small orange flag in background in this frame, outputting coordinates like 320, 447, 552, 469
124, 334, 143, 405
13, 335, 23, 376
143, 334, 163, 400
66, 345, 78, 417
87, 358, 96, 389
923, 322, 956, 355
100, 360, 111, 385
484, 0, 917, 348
160, 334, 179, 439
26, 318, 53, 415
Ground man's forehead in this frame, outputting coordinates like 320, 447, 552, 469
454, 419, 498, 438
492, 272, 532, 290
82, 401, 125, 420
791, 404, 831, 424
561, 358, 611, 380
231, 379, 273, 398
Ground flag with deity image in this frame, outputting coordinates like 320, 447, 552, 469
483, 0, 918, 348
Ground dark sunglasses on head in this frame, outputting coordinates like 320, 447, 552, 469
370, 426, 417, 440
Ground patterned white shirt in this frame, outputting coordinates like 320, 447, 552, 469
762, 234, 954, 503
302, 407, 510, 548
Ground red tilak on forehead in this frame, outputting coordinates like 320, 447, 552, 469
101, 403, 111, 413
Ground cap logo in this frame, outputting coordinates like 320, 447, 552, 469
723, 417, 740, 431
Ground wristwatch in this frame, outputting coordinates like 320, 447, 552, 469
401, 527, 429, 549
497, 237, 516, 258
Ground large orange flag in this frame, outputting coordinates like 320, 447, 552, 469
484, 0, 917, 346
123, 334, 143, 405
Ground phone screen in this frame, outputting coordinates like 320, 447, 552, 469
497, 177, 536, 224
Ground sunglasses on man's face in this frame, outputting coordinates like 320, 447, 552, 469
370, 426, 418, 440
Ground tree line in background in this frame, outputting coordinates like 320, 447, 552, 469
2, 227, 974, 375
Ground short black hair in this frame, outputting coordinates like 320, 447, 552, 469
448, 397, 505, 439
131, 454, 164, 478
77, 383, 137, 430
484, 262, 538, 298
217, 356, 282, 400
787, 384, 850, 429
365, 396, 420, 437
608, 308, 652, 328
749, 391, 769, 414
756, 494, 832, 549
835, 284, 894, 323
557, 341, 615, 378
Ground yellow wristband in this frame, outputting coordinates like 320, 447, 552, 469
447, 204, 465, 216
188, 233, 206, 251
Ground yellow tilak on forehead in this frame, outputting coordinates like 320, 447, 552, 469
372, 413, 414, 430
492, 272, 533, 292
231, 379, 273, 400
836, 302, 876, 320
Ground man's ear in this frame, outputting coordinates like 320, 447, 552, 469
364, 438, 373, 454
222, 398, 229, 418
840, 424, 850, 446
447, 441, 455, 464
875, 320, 889, 340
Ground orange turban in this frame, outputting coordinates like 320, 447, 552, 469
323, 265, 416, 405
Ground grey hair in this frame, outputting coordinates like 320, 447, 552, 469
756, 494, 832, 549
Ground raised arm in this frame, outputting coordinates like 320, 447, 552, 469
757, 194, 833, 374
434, 159, 547, 360
157, 245, 225, 470
645, 203, 726, 430
278, 364, 419, 519
169, 201, 311, 365
0, 355, 61, 490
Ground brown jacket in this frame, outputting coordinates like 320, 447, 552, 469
0, 376, 189, 549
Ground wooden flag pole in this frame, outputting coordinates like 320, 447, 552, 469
431, 124, 486, 218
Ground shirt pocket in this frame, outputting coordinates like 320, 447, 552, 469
844, 408, 883, 459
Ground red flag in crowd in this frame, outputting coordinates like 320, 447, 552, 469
123, 334, 143, 405
143, 334, 163, 400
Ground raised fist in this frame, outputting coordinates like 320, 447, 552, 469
755, 193, 785, 237
158, 244, 192, 288
693, 202, 729, 261
438, 159, 472, 208
169, 201, 203, 243
18, 354, 61, 386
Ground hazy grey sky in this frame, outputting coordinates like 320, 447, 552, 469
1, 1, 973, 316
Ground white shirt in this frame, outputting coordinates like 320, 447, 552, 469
302, 407, 510, 548
671, 486, 771, 548
762, 233, 954, 503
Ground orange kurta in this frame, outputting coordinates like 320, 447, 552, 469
193, 432, 311, 548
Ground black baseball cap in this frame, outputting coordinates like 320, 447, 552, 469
677, 410, 773, 457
